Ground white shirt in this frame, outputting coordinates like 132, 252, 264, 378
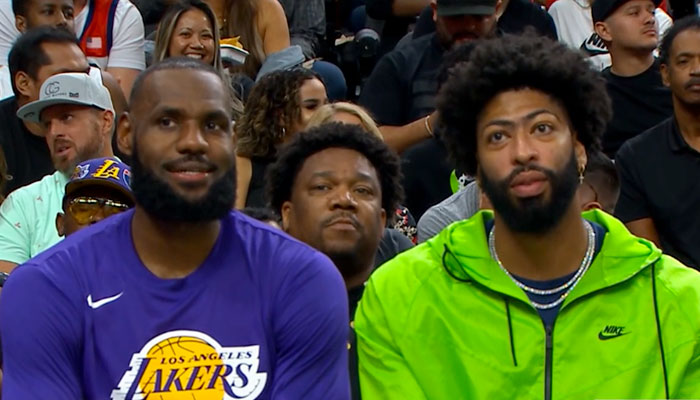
0, 0, 145, 70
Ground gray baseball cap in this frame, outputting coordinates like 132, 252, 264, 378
17, 72, 114, 124
437, 0, 499, 16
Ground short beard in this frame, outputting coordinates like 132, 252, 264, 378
130, 144, 236, 223
479, 151, 579, 234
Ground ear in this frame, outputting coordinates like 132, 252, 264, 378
574, 140, 587, 172
581, 201, 602, 211
379, 208, 387, 233
102, 110, 115, 137
56, 213, 65, 237
431, 0, 438, 22
14, 71, 34, 98
116, 112, 134, 156
660, 63, 671, 87
15, 15, 27, 33
280, 201, 293, 232
594, 21, 612, 42
494, 0, 505, 18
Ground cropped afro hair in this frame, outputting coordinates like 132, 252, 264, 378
437, 33, 611, 176
659, 15, 700, 65
266, 122, 403, 215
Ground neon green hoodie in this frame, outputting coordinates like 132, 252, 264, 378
355, 210, 700, 399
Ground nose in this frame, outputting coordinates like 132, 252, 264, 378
690, 57, 700, 75
55, 12, 68, 27
189, 36, 204, 49
175, 121, 208, 155
329, 187, 358, 210
89, 208, 107, 225
511, 129, 538, 166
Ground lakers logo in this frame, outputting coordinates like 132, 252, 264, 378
111, 330, 267, 400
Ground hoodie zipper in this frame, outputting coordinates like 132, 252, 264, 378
545, 323, 553, 400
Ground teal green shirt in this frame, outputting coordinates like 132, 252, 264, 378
0, 171, 68, 264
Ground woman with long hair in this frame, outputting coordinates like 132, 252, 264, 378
204, 0, 290, 78
234, 69, 327, 209
153, 0, 244, 117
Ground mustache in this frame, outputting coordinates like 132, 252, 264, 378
685, 78, 700, 89
504, 164, 556, 185
321, 212, 360, 228
162, 155, 217, 171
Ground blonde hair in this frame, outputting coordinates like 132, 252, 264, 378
306, 102, 384, 139
221, 0, 265, 78
153, 0, 243, 119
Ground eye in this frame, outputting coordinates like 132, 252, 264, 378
354, 186, 373, 196
677, 57, 689, 66
201, 32, 214, 40
311, 183, 331, 192
159, 117, 176, 128
533, 123, 553, 134
179, 31, 192, 38
487, 131, 506, 144
205, 121, 223, 131
61, 114, 74, 122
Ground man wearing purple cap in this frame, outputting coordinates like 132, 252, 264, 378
593, 0, 674, 156
0, 71, 115, 272
56, 157, 134, 237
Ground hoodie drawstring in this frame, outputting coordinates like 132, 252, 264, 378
651, 261, 669, 399
504, 297, 518, 367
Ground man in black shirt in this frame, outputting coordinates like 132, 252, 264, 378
593, 0, 673, 157
359, 0, 499, 217
0, 27, 90, 196
615, 16, 700, 270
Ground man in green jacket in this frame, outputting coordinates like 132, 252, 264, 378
354, 33, 700, 399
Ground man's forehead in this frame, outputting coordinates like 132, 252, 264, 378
136, 70, 228, 110
301, 148, 379, 179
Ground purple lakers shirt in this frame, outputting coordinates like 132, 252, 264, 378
0, 210, 350, 399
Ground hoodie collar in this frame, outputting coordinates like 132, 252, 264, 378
434, 210, 662, 308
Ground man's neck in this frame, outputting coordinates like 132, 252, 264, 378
609, 50, 655, 77
74, 0, 87, 14
492, 204, 589, 281
344, 262, 374, 290
130, 207, 222, 279
674, 99, 700, 152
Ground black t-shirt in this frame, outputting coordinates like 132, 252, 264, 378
601, 60, 674, 157
0, 96, 54, 196
412, 0, 557, 40
615, 117, 700, 270
245, 156, 275, 208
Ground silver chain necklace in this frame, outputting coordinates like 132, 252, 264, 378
488, 221, 595, 310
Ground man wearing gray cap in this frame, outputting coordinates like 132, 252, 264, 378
0, 71, 115, 272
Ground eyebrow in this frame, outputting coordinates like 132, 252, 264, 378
310, 170, 376, 182
482, 109, 559, 129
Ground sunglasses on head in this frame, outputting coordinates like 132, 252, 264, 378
67, 196, 131, 225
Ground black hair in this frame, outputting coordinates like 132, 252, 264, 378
437, 33, 611, 176
659, 15, 700, 65
12, 0, 30, 17
266, 122, 403, 215
8, 26, 79, 97
129, 57, 226, 110
584, 150, 620, 211
240, 207, 281, 224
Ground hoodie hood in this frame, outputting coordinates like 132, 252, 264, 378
429, 209, 663, 307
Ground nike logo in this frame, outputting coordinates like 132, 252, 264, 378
87, 292, 123, 309
598, 325, 630, 340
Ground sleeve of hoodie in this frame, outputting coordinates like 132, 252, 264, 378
354, 272, 428, 399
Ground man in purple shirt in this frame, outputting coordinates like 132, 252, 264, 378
0, 57, 350, 400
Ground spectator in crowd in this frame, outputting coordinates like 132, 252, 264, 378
235, 68, 327, 208
593, 0, 674, 156
355, 34, 700, 398
204, 0, 290, 77
278, 0, 325, 60
240, 206, 282, 228
0, 58, 350, 399
0, 27, 89, 196
56, 157, 134, 237
0, 0, 146, 97
152, 0, 243, 119
306, 102, 418, 242
363, 0, 432, 56
411, 0, 557, 40
307, 102, 384, 138
615, 16, 700, 270
0, 71, 115, 272
0, 146, 7, 203
360, 0, 500, 220
267, 122, 408, 400
549, 0, 671, 71
417, 150, 620, 242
